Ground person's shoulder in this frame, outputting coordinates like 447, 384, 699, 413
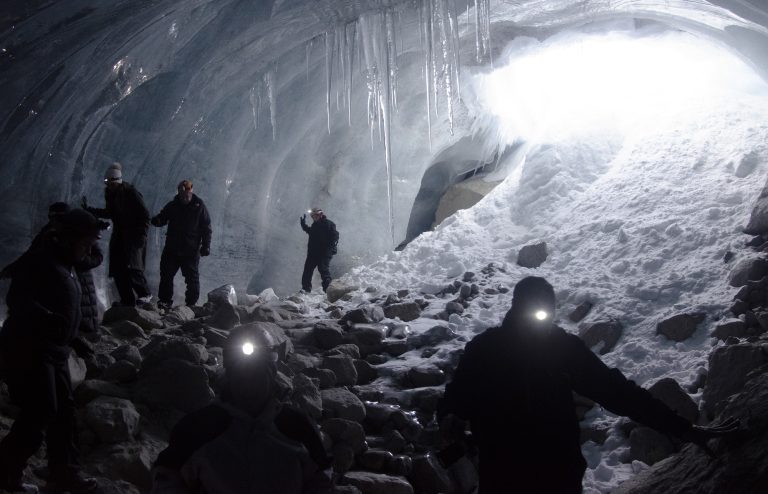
466, 325, 503, 350
172, 403, 231, 437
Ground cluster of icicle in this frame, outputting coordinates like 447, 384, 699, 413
250, 0, 493, 246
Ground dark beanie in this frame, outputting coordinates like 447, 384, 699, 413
48, 202, 71, 215
56, 208, 105, 236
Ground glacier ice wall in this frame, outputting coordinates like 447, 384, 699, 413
0, 0, 767, 296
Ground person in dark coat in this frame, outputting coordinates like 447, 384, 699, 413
438, 276, 737, 494
151, 325, 332, 494
83, 162, 152, 306
299, 208, 338, 293
75, 242, 104, 339
0, 209, 102, 493
150, 180, 212, 309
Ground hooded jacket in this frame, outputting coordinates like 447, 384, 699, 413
301, 217, 338, 257
151, 193, 212, 257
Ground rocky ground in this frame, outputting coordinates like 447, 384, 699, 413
1, 242, 768, 493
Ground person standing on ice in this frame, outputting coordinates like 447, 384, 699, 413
83, 162, 153, 307
150, 180, 212, 310
438, 276, 738, 494
299, 207, 338, 293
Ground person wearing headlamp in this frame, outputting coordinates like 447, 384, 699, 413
438, 276, 738, 494
299, 208, 339, 293
151, 326, 332, 494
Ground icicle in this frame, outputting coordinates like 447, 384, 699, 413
249, 86, 259, 131
265, 69, 277, 141
422, 0, 433, 151
474, 0, 482, 62
345, 23, 355, 126
385, 10, 398, 111
449, 0, 461, 103
325, 31, 333, 134
306, 39, 313, 81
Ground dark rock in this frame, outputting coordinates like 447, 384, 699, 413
321, 388, 366, 422
728, 256, 768, 287
334, 486, 362, 494
407, 325, 457, 348
84, 397, 140, 443
111, 344, 142, 367
341, 305, 386, 324
648, 378, 699, 423
74, 380, 133, 405
579, 319, 623, 354
387, 455, 413, 476
358, 450, 394, 472
744, 179, 768, 235
729, 300, 748, 317
163, 306, 196, 326
458, 284, 472, 299
410, 388, 443, 415
343, 472, 413, 494
344, 324, 387, 356
387, 324, 411, 340
314, 321, 345, 350
302, 368, 337, 389
383, 303, 422, 322
408, 454, 454, 494
287, 353, 319, 373
702, 343, 768, 417
69, 354, 87, 389
366, 354, 388, 365
382, 339, 409, 357
656, 312, 706, 342
103, 306, 163, 332
141, 338, 208, 370
290, 374, 323, 420
237, 321, 294, 361
517, 241, 548, 268
365, 402, 399, 429
321, 355, 358, 386
202, 327, 229, 347
569, 301, 593, 323
406, 366, 446, 388
712, 319, 748, 340
629, 426, 676, 465
368, 430, 408, 453
354, 360, 378, 385
462, 272, 475, 282
444, 302, 464, 315
580, 425, 609, 445
102, 360, 138, 383
326, 344, 362, 360
327, 280, 359, 303
135, 358, 214, 412
207, 284, 237, 306
323, 418, 366, 454
207, 303, 240, 330
105, 320, 147, 340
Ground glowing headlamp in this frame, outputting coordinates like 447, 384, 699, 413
242, 342, 255, 356
534, 310, 549, 321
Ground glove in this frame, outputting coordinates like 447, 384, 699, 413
300, 214, 306, 225
678, 417, 740, 456
200, 246, 210, 257
81, 196, 89, 209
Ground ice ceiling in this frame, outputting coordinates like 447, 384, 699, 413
0, 0, 767, 296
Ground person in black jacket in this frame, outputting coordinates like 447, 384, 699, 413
0, 209, 101, 494
150, 180, 212, 309
438, 276, 737, 494
299, 208, 338, 293
83, 162, 152, 306
151, 325, 332, 494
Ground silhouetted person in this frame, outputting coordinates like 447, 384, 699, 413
0, 209, 103, 494
151, 326, 332, 493
83, 162, 152, 306
151, 180, 212, 309
299, 208, 338, 293
439, 276, 737, 494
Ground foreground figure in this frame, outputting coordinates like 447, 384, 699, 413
83, 162, 152, 306
151, 326, 332, 493
151, 180, 212, 309
439, 276, 736, 494
299, 208, 339, 293
0, 209, 103, 494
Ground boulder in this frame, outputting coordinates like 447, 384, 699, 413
103, 306, 163, 332
344, 324, 387, 356
444, 302, 464, 315
74, 380, 133, 405
383, 303, 422, 322
712, 319, 748, 340
207, 284, 237, 306
95, 442, 155, 491
207, 303, 240, 330
744, 179, 768, 235
656, 312, 706, 342
629, 426, 676, 466
68, 354, 87, 389
290, 373, 323, 420
106, 320, 147, 340
321, 355, 358, 386
354, 360, 378, 385
517, 241, 548, 268
85, 397, 141, 443
141, 338, 208, 370
163, 306, 196, 326
407, 326, 456, 348
579, 319, 623, 354
135, 358, 214, 412
202, 327, 229, 347
303, 368, 337, 389
406, 366, 446, 388
111, 344, 143, 367
321, 388, 366, 422
358, 450, 395, 472
327, 280, 359, 303
648, 378, 699, 424
323, 418, 366, 454
325, 344, 361, 360
568, 301, 593, 323
341, 306, 385, 325
314, 321, 345, 350
237, 321, 294, 361
102, 360, 139, 383
728, 257, 768, 287
343, 472, 413, 494
408, 454, 455, 494
702, 343, 768, 417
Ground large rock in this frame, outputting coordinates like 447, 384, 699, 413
68, 354, 87, 389
354, 360, 378, 385
105, 320, 147, 340
314, 321, 345, 350
629, 426, 676, 466
383, 303, 422, 322
343, 472, 414, 494
163, 306, 196, 326
141, 337, 208, 370
207, 303, 240, 330
341, 306, 385, 325
327, 280, 359, 303
207, 284, 237, 306
94, 442, 156, 491
321, 355, 358, 386
408, 454, 455, 494
579, 319, 623, 354
711, 319, 748, 340
111, 344, 143, 367
728, 256, 768, 287
237, 321, 294, 361
323, 418, 366, 454
321, 388, 366, 422
407, 325, 457, 348
135, 358, 214, 412
702, 343, 768, 417
74, 379, 133, 405
613, 370, 768, 494
744, 179, 768, 235
656, 312, 706, 342
516, 241, 548, 268
344, 324, 387, 356
648, 378, 699, 423
568, 301, 593, 323
85, 397, 141, 443
102, 360, 139, 383
103, 306, 163, 332
289, 373, 323, 419
406, 366, 446, 388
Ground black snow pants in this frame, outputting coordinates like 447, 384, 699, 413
113, 266, 151, 306
477, 449, 584, 494
159, 250, 200, 306
0, 362, 78, 482
302, 254, 332, 292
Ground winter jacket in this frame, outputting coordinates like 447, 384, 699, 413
75, 243, 104, 335
86, 182, 150, 275
440, 323, 693, 489
0, 233, 82, 367
152, 402, 332, 494
151, 194, 212, 257
301, 217, 338, 258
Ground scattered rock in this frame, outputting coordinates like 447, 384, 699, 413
342, 472, 414, 494
728, 256, 768, 287
569, 301, 593, 323
106, 320, 147, 340
135, 358, 214, 412
103, 306, 163, 332
344, 324, 387, 356
321, 388, 366, 422
207, 303, 240, 330
74, 380, 133, 405
656, 312, 706, 342
303, 368, 338, 389
517, 241, 548, 268
383, 303, 422, 322
321, 355, 358, 386
342, 306, 386, 325
141, 338, 208, 370
163, 306, 196, 326
444, 302, 464, 315
326, 344, 361, 360
102, 360, 139, 383
406, 366, 446, 388
290, 373, 323, 420
712, 319, 748, 340
207, 284, 237, 306
358, 450, 395, 472
629, 426, 676, 466
702, 343, 768, 417
85, 397, 140, 443
407, 326, 456, 348
323, 418, 366, 454
314, 321, 345, 350
648, 378, 699, 423
408, 454, 455, 494
111, 345, 142, 367
579, 319, 623, 354
354, 360, 378, 385
327, 280, 359, 303
69, 354, 87, 389
744, 179, 768, 235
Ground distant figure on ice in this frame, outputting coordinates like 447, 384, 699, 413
83, 162, 152, 306
299, 207, 339, 293
438, 276, 738, 494
151, 325, 333, 494
150, 180, 212, 310
0, 209, 103, 494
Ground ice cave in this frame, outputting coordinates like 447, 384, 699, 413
1, 0, 768, 493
